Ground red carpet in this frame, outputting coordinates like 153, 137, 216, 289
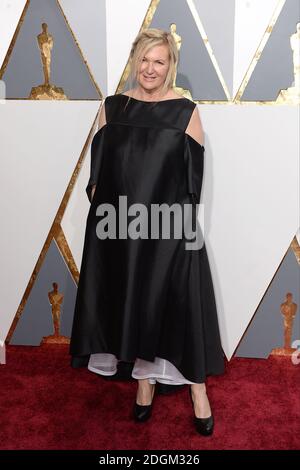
0, 345, 299, 450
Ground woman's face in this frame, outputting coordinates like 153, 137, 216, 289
137, 44, 170, 92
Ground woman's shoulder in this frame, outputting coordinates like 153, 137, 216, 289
102, 94, 125, 121
103, 93, 121, 104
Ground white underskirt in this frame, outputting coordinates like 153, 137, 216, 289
88, 353, 196, 384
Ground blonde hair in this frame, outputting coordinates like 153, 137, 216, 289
124, 28, 179, 108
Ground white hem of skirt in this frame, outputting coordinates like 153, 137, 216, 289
88, 353, 196, 384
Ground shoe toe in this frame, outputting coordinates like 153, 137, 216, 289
194, 415, 214, 436
133, 403, 152, 422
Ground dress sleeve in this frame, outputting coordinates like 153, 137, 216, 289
86, 124, 107, 203
183, 133, 205, 205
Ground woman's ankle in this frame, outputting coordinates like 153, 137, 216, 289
136, 379, 155, 405
191, 383, 206, 396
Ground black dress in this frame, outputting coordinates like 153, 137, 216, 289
69, 93, 225, 383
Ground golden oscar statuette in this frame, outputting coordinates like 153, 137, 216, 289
29, 23, 68, 100
41, 282, 69, 344
270, 292, 298, 357
169, 23, 193, 101
276, 23, 300, 104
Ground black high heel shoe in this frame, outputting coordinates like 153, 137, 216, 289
189, 387, 214, 436
133, 383, 155, 422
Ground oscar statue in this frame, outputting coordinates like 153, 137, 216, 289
276, 23, 300, 104
270, 292, 298, 356
41, 282, 69, 344
169, 23, 193, 101
29, 23, 67, 100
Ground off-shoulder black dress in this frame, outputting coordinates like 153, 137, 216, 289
69, 93, 224, 384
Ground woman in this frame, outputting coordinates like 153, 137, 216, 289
70, 28, 224, 436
